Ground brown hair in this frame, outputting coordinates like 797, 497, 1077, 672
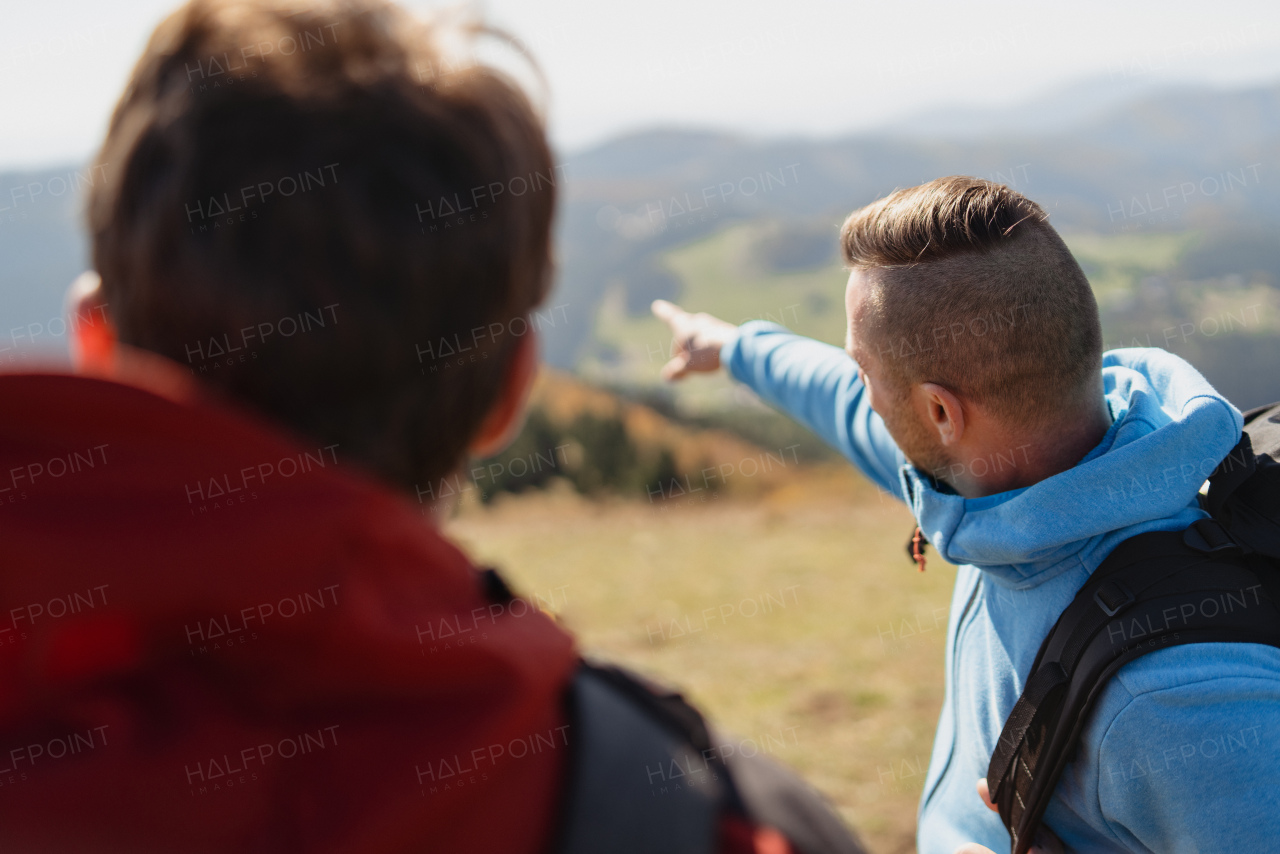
840, 176, 1101, 425
88, 0, 557, 493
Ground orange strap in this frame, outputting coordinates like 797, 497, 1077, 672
912, 527, 927, 572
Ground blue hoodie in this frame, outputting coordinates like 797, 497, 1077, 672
721, 321, 1280, 854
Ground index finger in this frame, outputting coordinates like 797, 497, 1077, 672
650, 299, 685, 324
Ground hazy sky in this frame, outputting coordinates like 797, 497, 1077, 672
3, 0, 1279, 169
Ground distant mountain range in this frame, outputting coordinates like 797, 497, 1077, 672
551, 78, 1280, 370
3, 77, 1278, 379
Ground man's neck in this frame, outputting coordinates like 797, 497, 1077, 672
950, 395, 1113, 498
76, 340, 202, 403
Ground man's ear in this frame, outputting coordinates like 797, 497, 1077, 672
467, 328, 539, 460
66, 272, 116, 374
918, 381, 966, 446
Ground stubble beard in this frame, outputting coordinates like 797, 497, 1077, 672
878, 390, 957, 490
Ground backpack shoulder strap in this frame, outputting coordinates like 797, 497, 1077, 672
986, 524, 1280, 854
1205, 405, 1280, 555
554, 661, 726, 854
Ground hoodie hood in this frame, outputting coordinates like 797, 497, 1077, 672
900, 348, 1243, 585
0, 372, 577, 853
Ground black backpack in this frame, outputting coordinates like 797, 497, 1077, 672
985, 402, 1280, 853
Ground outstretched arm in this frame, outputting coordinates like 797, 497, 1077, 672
651, 300, 906, 500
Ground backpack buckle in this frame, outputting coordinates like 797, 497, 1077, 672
1183, 518, 1242, 555
1093, 580, 1134, 617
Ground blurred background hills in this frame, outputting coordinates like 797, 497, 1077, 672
4, 76, 1279, 481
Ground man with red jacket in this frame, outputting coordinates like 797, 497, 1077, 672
0, 1, 862, 852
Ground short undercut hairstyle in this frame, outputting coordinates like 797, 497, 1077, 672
89, 0, 557, 493
840, 176, 1102, 426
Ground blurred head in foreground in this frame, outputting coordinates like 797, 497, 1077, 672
838, 177, 1106, 489
0, 5, 583, 852
82, 0, 556, 493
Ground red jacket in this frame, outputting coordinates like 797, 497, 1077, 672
0, 372, 577, 852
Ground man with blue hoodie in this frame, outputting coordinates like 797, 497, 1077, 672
652, 176, 1280, 854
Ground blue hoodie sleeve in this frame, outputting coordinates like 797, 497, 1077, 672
1091, 666, 1280, 851
720, 321, 907, 500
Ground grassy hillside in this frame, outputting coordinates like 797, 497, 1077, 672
443, 472, 953, 854
578, 220, 848, 414
457, 369, 824, 507
1066, 231, 1280, 407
